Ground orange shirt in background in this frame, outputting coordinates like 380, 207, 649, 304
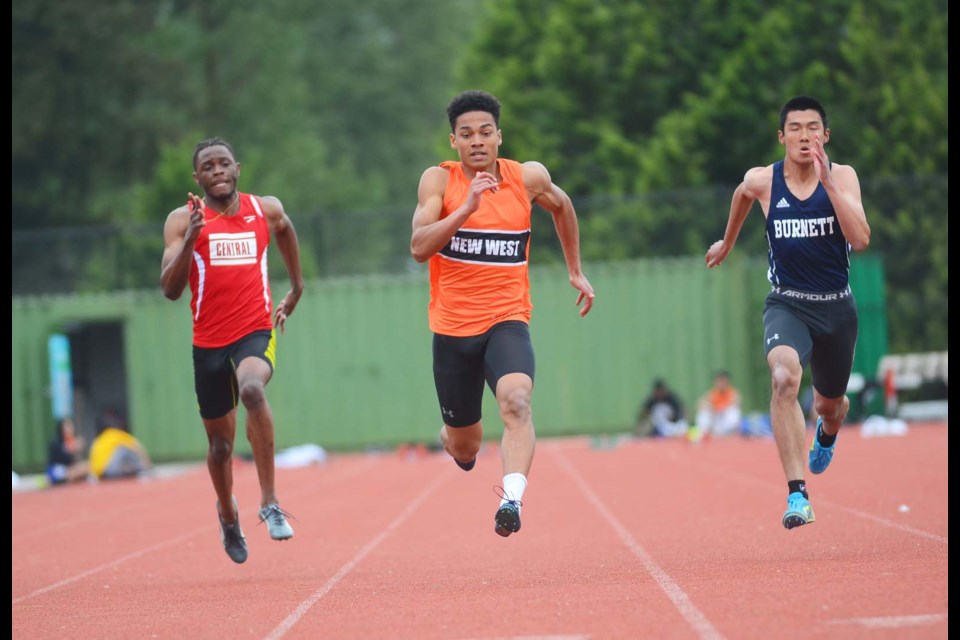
709, 387, 738, 411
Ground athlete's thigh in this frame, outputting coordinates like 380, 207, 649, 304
193, 344, 237, 420
763, 295, 814, 367
483, 321, 535, 393
231, 329, 275, 385
810, 296, 859, 398
433, 332, 486, 427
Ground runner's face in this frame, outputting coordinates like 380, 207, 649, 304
193, 145, 240, 200
450, 111, 501, 171
778, 109, 829, 164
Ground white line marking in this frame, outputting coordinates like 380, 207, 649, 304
823, 502, 947, 544
549, 448, 725, 640
827, 613, 947, 628
12, 529, 205, 605
12, 458, 383, 605
656, 445, 948, 545
457, 636, 590, 640
264, 474, 446, 639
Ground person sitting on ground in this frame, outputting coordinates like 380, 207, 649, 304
47, 416, 91, 485
636, 379, 688, 437
88, 422, 152, 481
694, 370, 743, 439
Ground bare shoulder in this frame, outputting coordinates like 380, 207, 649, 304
255, 194, 284, 215
742, 165, 773, 198
520, 160, 550, 181
831, 162, 859, 180
418, 165, 449, 196
163, 205, 190, 231
520, 160, 552, 195
744, 164, 773, 185
420, 165, 449, 186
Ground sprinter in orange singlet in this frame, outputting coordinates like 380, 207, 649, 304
411, 91, 595, 537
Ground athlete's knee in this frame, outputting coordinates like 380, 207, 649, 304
238, 379, 267, 409
498, 386, 532, 424
815, 395, 848, 421
451, 439, 481, 460
445, 425, 482, 459
207, 435, 233, 464
769, 365, 802, 399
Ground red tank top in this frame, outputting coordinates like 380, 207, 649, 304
188, 193, 273, 347
428, 159, 532, 336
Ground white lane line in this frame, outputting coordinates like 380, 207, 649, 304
822, 501, 947, 544
456, 636, 590, 640
655, 445, 948, 545
827, 613, 948, 628
12, 456, 384, 605
550, 448, 725, 640
263, 474, 446, 640
12, 528, 205, 605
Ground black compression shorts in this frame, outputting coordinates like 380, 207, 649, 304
432, 320, 535, 428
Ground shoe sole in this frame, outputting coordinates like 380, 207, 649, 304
494, 507, 521, 537
455, 457, 476, 472
224, 546, 248, 563
782, 509, 816, 529
782, 514, 812, 529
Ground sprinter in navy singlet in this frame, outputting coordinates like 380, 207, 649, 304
705, 96, 871, 530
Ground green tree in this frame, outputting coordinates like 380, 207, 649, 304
458, 0, 948, 352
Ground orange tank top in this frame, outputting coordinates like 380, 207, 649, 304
428, 159, 532, 336
709, 387, 737, 411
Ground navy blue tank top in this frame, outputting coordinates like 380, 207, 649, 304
765, 160, 851, 292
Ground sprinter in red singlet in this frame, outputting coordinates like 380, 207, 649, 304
161, 138, 304, 563
411, 91, 595, 537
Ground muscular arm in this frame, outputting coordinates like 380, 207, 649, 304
821, 164, 870, 250
409, 166, 501, 263
813, 133, 870, 251
160, 196, 203, 300
705, 166, 769, 268
523, 161, 595, 316
262, 196, 305, 332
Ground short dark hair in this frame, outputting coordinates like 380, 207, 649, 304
447, 90, 501, 132
193, 137, 236, 169
779, 96, 828, 131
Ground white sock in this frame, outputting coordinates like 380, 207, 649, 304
501, 473, 527, 508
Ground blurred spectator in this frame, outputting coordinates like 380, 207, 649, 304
695, 370, 743, 438
88, 417, 152, 481
47, 416, 91, 485
636, 379, 688, 438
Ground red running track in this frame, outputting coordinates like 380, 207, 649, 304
12, 421, 947, 639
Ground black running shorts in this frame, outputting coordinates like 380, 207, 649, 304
763, 287, 858, 399
432, 321, 535, 428
192, 329, 276, 419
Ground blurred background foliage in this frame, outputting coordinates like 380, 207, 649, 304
12, 0, 947, 353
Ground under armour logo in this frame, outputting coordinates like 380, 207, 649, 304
767, 333, 780, 345
442, 407, 454, 418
